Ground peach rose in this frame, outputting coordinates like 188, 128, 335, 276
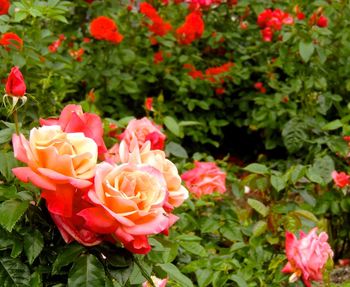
181, 161, 226, 198
119, 117, 166, 150
12, 125, 97, 216
118, 136, 189, 209
78, 161, 172, 254
282, 228, 333, 287
40, 104, 107, 154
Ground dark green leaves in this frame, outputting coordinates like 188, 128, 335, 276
67, 254, 106, 287
0, 199, 29, 232
0, 257, 30, 287
24, 230, 44, 265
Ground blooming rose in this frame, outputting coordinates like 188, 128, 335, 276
5, 66, 26, 97
282, 228, 333, 287
118, 137, 189, 209
90, 16, 123, 44
317, 15, 328, 28
181, 161, 226, 198
143, 276, 168, 287
78, 161, 171, 254
0, 32, 23, 50
0, 0, 10, 15
176, 11, 204, 45
40, 104, 107, 154
12, 125, 97, 217
331, 171, 350, 188
119, 117, 166, 150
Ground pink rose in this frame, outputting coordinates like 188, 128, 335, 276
119, 117, 166, 150
282, 228, 333, 287
12, 125, 97, 217
78, 161, 173, 254
332, 171, 350, 188
40, 104, 107, 154
143, 276, 168, 287
181, 161, 226, 198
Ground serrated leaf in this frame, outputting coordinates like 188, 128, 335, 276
158, 263, 193, 287
322, 119, 342, 131
291, 210, 318, 223
290, 165, 306, 184
0, 257, 30, 287
24, 230, 44, 265
230, 274, 248, 287
299, 41, 314, 62
165, 142, 188, 158
243, 163, 269, 175
196, 269, 212, 287
307, 155, 334, 185
0, 152, 18, 181
270, 175, 286, 192
282, 119, 308, 153
164, 116, 181, 137
0, 199, 29, 232
68, 254, 106, 287
252, 220, 267, 237
180, 241, 207, 257
247, 198, 269, 217
53, 244, 85, 275
220, 226, 243, 242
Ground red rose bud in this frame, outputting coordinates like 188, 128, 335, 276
317, 15, 328, 27
5, 67, 26, 97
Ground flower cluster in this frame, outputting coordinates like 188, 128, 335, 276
140, 2, 172, 41
257, 9, 294, 42
176, 11, 204, 45
12, 105, 188, 254
181, 161, 226, 198
282, 228, 333, 287
0, 32, 23, 50
48, 34, 66, 53
90, 16, 123, 44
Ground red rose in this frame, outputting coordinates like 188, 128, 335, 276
317, 15, 328, 28
0, 32, 23, 50
0, 0, 10, 15
90, 16, 123, 44
5, 67, 26, 97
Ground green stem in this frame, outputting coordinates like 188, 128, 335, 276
13, 109, 19, 135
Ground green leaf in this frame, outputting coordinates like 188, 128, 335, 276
0, 199, 29, 232
196, 269, 213, 287
299, 41, 314, 62
0, 185, 17, 200
0, 152, 18, 181
252, 220, 267, 237
24, 230, 44, 265
0, 257, 30, 286
322, 119, 343, 131
165, 142, 188, 158
270, 175, 286, 192
247, 198, 269, 217
307, 155, 334, 185
52, 244, 85, 274
243, 163, 269, 175
29, 271, 42, 287
68, 254, 106, 287
212, 271, 228, 287
158, 263, 193, 287
291, 210, 318, 223
0, 129, 14, 145
282, 119, 308, 153
220, 226, 243, 242
180, 241, 207, 257
164, 116, 181, 137
230, 274, 248, 287
290, 165, 306, 184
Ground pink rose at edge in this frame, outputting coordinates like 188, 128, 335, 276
181, 161, 226, 198
142, 276, 168, 287
118, 117, 166, 150
39, 104, 107, 154
282, 228, 333, 287
332, 171, 350, 188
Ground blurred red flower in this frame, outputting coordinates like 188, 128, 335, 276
0, 0, 10, 15
0, 32, 23, 50
90, 16, 123, 44
176, 11, 204, 45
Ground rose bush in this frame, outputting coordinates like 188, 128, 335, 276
0, 0, 350, 286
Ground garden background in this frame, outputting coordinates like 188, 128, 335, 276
0, 0, 350, 286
